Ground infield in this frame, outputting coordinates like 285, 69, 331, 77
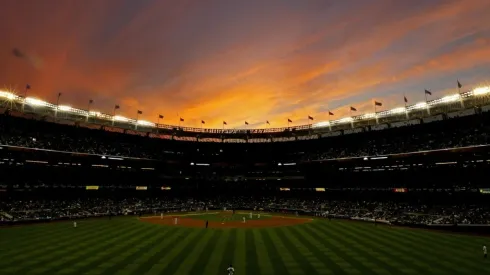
139, 212, 312, 228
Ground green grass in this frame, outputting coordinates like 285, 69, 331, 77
0, 216, 488, 275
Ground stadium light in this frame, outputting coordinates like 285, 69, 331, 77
473, 86, 490, 96
337, 117, 354, 124
114, 115, 130, 122
58, 105, 72, 112
0, 91, 16, 100
359, 113, 375, 119
390, 107, 406, 114
136, 120, 155, 127
439, 94, 460, 103
89, 111, 101, 116
411, 102, 427, 110
312, 121, 330, 128
25, 97, 48, 107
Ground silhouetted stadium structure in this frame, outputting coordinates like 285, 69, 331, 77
1, 85, 489, 142
1, 85, 490, 233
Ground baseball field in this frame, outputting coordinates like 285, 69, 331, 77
0, 212, 487, 275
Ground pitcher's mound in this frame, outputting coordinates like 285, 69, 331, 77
140, 215, 312, 228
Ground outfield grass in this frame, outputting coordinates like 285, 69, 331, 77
0, 215, 488, 275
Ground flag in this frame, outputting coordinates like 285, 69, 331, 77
308, 115, 314, 120
114, 105, 120, 109
137, 110, 142, 115
180, 118, 184, 122
89, 99, 93, 104
350, 106, 357, 111
457, 80, 462, 89
13, 49, 25, 58
288, 118, 292, 123
201, 120, 205, 124
266, 120, 270, 125
425, 89, 432, 96
223, 121, 227, 125
328, 111, 334, 116
404, 96, 408, 103
245, 121, 249, 125
26, 84, 31, 90
159, 115, 164, 119
375, 101, 382, 106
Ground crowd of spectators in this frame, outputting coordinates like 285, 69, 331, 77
1, 197, 489, 226
1, 112, 490, 161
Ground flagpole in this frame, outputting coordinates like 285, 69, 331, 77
87, 100, 92, 122
55, 93, 61, 120
458, 80, 464, 109
328, 112, 332, 132
425, 90, 431, 115
135, 111, 139, 130
349, 108, 354, 129
112, 105, 117, 126
404, 94, 408, 120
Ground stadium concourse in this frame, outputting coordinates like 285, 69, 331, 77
1, 109, 490, 274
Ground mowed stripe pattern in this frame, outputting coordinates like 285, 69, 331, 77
0, 218, 487, 275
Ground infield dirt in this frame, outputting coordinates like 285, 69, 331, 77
140, 215, 312, 228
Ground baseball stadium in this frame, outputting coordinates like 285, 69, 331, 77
1, 83, 490, 275
2, 1, 490, 274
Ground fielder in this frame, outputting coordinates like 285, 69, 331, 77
174, 217, 178, 225
227, 264, 235, 275
73, 221, 77, 228
484, 245, 487, 259
161, 213, 163, 219
258, 213, 261, 219
242, 217, 246, 223
249, 212, 252, 219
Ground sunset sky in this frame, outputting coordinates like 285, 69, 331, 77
1, 0, 489, 128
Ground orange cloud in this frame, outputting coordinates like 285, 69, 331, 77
1, 0, 489, 129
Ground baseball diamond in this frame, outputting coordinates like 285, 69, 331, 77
0, 214, 487, 275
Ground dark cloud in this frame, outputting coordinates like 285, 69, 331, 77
0, 0, 489, 128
